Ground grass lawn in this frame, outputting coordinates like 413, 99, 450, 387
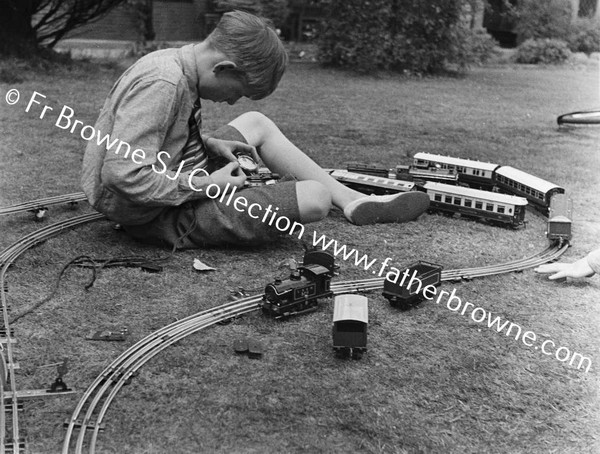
0, 57, 599, 453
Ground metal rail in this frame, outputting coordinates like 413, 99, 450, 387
0, 193, 87, 216
0, 192, 569, 453
0, 213, 106, 453
62, 241, 569, 454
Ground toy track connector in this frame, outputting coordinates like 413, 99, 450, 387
3, 438, 27, 453
63, 418, 105, 432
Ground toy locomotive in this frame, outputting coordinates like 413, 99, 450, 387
332, 294, 368, 359
261, 250, 336, 319
382, 261, 443, 309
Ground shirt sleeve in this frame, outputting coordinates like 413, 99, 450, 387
100, 78, 214, 206
585, 248, 600, 275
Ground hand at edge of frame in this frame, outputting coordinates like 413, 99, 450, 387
534, 257, 595, 280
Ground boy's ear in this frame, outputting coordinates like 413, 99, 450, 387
212, 61, 238, 73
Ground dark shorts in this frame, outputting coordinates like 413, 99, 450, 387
123, 125, 301, 249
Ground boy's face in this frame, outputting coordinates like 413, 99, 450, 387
200, 65, 254, 105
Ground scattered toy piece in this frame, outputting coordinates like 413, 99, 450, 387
248, 339, 264, 359
86, 327, 128, 341
47, 358, 72, 393
233, 338, 249, 354
140, 263, 163, 273
32, 208, 47, 221
193, 258, 217, 272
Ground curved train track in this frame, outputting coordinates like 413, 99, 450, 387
0, 212, 105, 454
0, 193, 87, 218
61, 243, 567, 454
0, 194, 568, 453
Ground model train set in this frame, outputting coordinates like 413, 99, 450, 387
0, 151, 573, 453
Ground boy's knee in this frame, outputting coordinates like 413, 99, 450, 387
229, 111, 278, 144
296, 180, 331, 223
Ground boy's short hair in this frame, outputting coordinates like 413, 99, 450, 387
207, 10, 288, 100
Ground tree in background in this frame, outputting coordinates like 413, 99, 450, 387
0, 0, 128, 57
318, 0, 497, 74
126, 0, 155, 44
214, 0, 290, 29
510, 0, 572, 44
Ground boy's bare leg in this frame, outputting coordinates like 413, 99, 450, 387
228, 111, 429, 225
228, 111, 365, 209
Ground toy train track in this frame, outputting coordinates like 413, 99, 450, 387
0, 193, 88, 217
0, 174, 572, 453
62, 239, 568, 453
0, 212, 105, 453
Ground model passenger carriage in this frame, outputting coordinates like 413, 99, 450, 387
413, 152, 499, 189
495, 166, 564, 214
262, 264, 334, 318
395, 165, 459, 185
383, 261, 442, 309
546, 193, 573, 245
346, 162, 391, 178
332, 294, 368, 359
328, 170, 414, 195
422, 182, 528, 228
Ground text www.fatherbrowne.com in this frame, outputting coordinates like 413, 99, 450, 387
312, 231, 592, 373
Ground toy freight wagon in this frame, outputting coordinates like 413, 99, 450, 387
332, 294, 368, 359
382, 261, 442, 309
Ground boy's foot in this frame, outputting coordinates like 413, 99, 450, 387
343, 191, 430, 226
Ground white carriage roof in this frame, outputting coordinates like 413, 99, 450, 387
424, 182, 528, 206
496, 166, 562, 193
333, 294, 368, 323
549, 215, 572, 223
329, 170, 415, 189
414, 152, 499, 172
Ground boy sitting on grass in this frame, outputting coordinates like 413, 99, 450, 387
82, 10, 429, 248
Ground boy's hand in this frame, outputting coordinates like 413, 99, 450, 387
205, 137, 260, 164
210, 161, 247, 189
534, 258, 595, 280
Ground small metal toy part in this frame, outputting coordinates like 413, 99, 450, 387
47, 358, 72, 393
237, 154, 259, 175
32, 207, 47, 221
248, 339, 264, 359
233, 338, 249, 354
233, 338, 264, 358
86, 327, 129, 341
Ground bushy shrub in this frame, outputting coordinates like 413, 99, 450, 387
567, 19, 600, 54
317, 0, 393, 72
515, 38, 571, 64
454, 28, 500, 65
514, 0, 572, 44
215, 0, 289, 28
318, 0, 494, 74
